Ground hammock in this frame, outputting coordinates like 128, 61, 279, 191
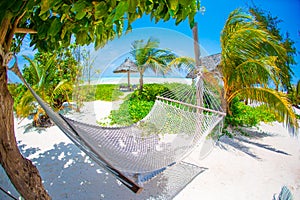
11, 64, 225, 193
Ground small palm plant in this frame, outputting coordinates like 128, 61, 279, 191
273, 186, 293, 200
16, 54, 73, 127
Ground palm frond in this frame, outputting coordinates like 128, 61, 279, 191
229, 56, 280, 87
52, 80, 73, 101
16, 90, 36, 118
22, 55, 40, 84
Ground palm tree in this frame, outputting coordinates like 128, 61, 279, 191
130, 37, 175, 93
297, 80, 300, 106
220, 9, 298, 130
16, 54, 73, 126
288, 80, 300, 108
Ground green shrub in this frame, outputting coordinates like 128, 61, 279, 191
225, 97, 277, 128
8, 83, 27, 110
109, 99, 154, 126
130, 83, 170, 101
108, 83, 171, 126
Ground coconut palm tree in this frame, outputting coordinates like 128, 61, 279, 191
130, 37, 176, 93
288, 80, 300, 108
297, 80, 300, 106
220, 9, 298, 131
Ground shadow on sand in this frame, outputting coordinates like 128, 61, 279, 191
2, 141, 206, 200
217, 128, 290, 160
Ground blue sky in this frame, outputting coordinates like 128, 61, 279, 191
9, 0, 300, 83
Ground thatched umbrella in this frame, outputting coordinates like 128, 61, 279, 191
186, 53, 221, 79
113, 58, 138, 90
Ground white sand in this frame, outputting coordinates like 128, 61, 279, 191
175, 122, 300, 200
1, 101, 300, 199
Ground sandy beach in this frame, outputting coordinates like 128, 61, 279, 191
1, 100, 300, 199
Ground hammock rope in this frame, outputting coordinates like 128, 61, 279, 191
10, 60, 225, 193
0, 186, 18, 200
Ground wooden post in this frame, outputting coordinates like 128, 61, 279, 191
127, 70, 130, 90
192, 22, 203, 109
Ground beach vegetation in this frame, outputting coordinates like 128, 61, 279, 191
220, 9, 298, 133
108, 83, 175, 126
80, 84, 123, 102
72, 46, 100, 111
14, 48, 78, 126
7, 83, 27, 110
224, 97, 276, 128
249, 6, 297, 92
288, 80, 300, 108
130, 38, 176, 93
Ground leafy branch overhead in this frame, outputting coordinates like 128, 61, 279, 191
0, 0, 201, 52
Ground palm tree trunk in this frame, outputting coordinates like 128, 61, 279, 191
192, 22, 203, 109
0, 61, 50, 199
139, 72, 143, 94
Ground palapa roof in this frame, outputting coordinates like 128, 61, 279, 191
113, 58, 138, 73
186, 53, 221, 78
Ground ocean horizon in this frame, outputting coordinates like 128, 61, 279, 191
86, 76, 193, 85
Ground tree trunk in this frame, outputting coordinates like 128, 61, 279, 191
0, 63, 51, 199
139, 72, 143, 94
192, 22, 203, 109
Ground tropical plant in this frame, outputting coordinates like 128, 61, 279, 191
108, 83, 169, 126
249, 6, 297, 91
296, 80, 300, 107
273, 185, 294, 200
130, 37, 176, 93
16, 52, 74, 126
220, 9, 298, 131
0, 1, 201, 197
288, 80, 300, 108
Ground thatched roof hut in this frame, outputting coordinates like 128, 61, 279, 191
113, 58, 138, 90
186, 53, 221, 78
113, 58, 138, 74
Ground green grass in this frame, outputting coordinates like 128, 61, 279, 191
79, 84, 123, 101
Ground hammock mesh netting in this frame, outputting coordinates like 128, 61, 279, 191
12, 63, 225, 191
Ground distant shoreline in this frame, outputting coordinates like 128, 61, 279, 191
84, 76, 193, 85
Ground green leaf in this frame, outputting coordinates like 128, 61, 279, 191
94, 2, 107, 19
168, 9, 174, 17
188, 13, 195, 28
75, 10, 86, 20
113, 1, 128, 21
61, 25, 68, 39
40, 0, 51, 16
76, 30, 88, 45
163, 12, 170, 21
70, 1, 86, 13
175, 17, 182, 25
128, 0, 137, 13
169, 0, 178, 11
37, 23, 49, 39
9, 0, 23, 13
48, 18, 62, 36
39, 11, 50, 21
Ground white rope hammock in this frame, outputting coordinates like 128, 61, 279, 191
11, 63, 225, 193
